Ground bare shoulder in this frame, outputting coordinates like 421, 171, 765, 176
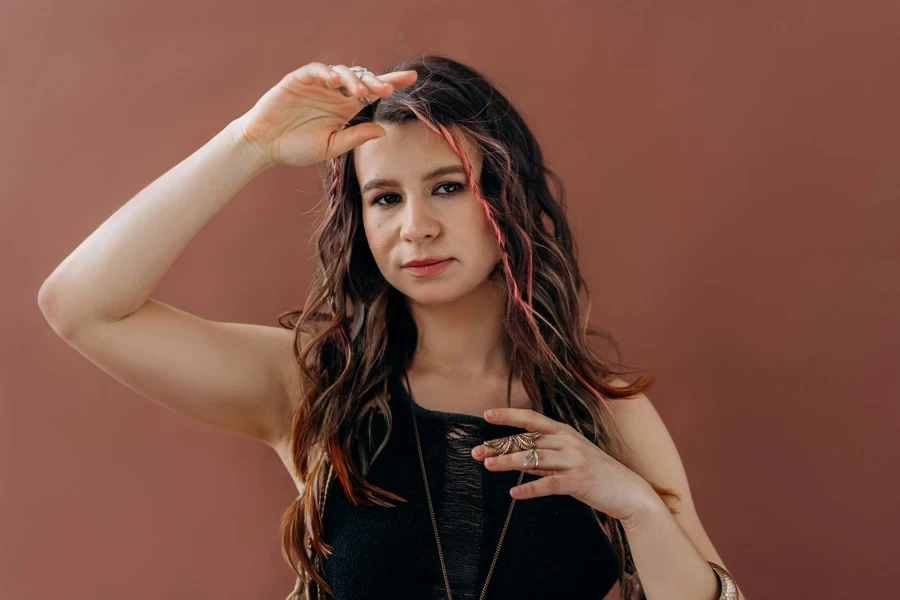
600, 376, 695, 512
600, 377, 676, 489
601, 381, 746, 595
601, 376, 661, 438
603, 376, 649, 407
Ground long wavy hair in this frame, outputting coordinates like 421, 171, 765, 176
276, 54, 674, 600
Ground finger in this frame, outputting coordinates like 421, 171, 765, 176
319, 64, 342, 89
325, 121, 387, 158
356, 70, 394, 96
330, 64, 372, 98
510, 474, 566, 499
527, 469, 558, 477
483, 449, 566, 472
289, 62, 340, 87
368, 71, 415, 98
378, 69, 419, 89
483, 407, 568, 434
472, 434, 564, 460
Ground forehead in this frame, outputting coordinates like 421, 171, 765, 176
353, 120, 482, 185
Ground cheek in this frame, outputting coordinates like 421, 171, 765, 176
449, 201, 492, 250
364, 220, 391, 264
471, 209, 500, 252
476, 197, 501, 237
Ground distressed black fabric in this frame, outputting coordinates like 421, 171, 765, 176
318, 373, 620, 599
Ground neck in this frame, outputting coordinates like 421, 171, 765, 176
405, 278, 511, 379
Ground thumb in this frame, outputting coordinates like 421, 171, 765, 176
328, 122, 386, 157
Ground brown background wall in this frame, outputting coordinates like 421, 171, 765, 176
3, 2, 898, 598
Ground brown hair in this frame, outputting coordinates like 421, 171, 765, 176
276, 54, 676, 600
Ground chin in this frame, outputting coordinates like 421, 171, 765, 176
398, 284, 471, 307
394, 270, 497, 307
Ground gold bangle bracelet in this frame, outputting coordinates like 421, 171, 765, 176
708, 561, 739, 600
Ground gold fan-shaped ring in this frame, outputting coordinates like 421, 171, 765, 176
483, 431, 541, 455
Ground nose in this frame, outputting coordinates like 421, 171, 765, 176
399, 195, 440, 242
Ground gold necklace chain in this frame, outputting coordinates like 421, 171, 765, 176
405, 370, 523, 600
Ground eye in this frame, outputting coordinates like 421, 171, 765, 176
437, 182, 465, 195
372, 182, 466, 208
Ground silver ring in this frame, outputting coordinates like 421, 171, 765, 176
325, 65, 374, 104
349, 65, 372, 77
326, 65, 373, 80
523, 449, 539, 470
351, 66, 374, 104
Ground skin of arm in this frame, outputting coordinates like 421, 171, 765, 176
476, 380, 748, 599
38, 120, 271, 332
35, 121, 301, 446
36, 64, 413, 448
612, 391, 748, 600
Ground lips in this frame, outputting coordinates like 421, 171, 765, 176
403, 257, 452, 268
402, 257, 454, 278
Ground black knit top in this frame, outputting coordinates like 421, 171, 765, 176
312, 373, 621, 599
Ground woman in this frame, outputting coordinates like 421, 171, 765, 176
38, 55, 743, 599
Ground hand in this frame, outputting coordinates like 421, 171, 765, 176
472, 408, 654, 522
233, 62, 418, 168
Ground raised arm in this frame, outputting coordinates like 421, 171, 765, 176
37, 63, 418, 447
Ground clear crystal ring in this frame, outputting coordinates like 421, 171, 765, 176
523, 449, 539, 469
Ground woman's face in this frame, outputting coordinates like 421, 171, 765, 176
354, 120, 501, 306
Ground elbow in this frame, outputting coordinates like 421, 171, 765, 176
37, 280, 79, 339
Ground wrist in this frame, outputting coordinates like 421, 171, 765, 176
620, 480, 668, 532
225, 118, 277, 176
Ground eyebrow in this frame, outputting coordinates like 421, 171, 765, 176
360, 165, 468, 194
